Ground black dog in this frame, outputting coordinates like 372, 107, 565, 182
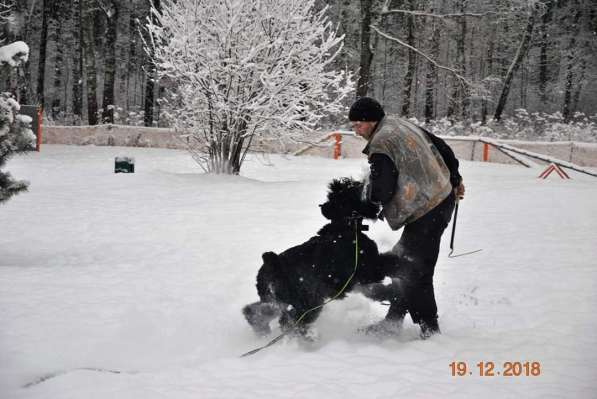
243, 177, 397, 338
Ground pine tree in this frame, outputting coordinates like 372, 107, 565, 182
0, 40, 34, 204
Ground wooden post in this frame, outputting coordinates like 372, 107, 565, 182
36, 106, 43, 152
333, 133, 341, 160
483, 142, 489, 161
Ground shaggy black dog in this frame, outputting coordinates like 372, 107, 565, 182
243, 177, 396, 337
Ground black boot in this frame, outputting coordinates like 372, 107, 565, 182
357, 279, 407, 337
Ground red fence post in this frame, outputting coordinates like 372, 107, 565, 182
482, 143, 489, 162
36, 106, 42, 152
333, 133, 341, 160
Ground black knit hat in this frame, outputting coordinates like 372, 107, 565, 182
348, 97, 385, 122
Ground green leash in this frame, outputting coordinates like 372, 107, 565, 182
240, 222, 361, 357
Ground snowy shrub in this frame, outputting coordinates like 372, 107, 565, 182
419, 110, 597, 143
427, 117, 454, 136
111, 106, 147, 127
417, 117, 474, 137
145, 0, 353, 174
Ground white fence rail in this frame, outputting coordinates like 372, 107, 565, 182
41, 125, 597, 167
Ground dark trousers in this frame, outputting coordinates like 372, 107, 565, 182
386, 191, 456, 328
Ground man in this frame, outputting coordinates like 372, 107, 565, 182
350, 97, 465, 339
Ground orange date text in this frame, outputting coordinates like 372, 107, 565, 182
449, 361, 541, 377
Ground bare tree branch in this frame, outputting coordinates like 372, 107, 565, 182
370, 24, 472, 87
381, 0, 392, 13
380, 9, 504, 19
0, 0, 14, 25
0, 0, 13, 12
95, 0, 116, 18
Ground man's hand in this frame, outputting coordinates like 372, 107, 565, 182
455, 181, 465, 200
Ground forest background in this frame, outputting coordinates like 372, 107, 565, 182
0, 0, 596, 142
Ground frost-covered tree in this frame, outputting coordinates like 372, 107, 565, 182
0, 40, 34, 204
145, 0, 352, 174
493, 0, 540, 121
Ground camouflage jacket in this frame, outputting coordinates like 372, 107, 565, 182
363, 116, 453, 230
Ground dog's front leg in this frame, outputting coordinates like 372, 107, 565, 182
243, 301, 282, 336
279, 303, 322, 337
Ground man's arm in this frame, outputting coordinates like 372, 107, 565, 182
422, 129, 462, 188
368, 153, 398, 205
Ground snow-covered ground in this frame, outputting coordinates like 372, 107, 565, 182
1, 145, 596, 398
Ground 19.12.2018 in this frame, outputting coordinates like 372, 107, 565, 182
449, 361, 541, 377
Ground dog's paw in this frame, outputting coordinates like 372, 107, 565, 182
282, 323, 320, 342
243, 302, 280, 337
285, 325, 321, 351
357, 319, 403, 338
299, 326, 321, 343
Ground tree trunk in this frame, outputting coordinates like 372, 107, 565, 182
144, 0, 160, 126
82, 0, 98, 125
72, 0, 83, 124
459, 2, 469, 120
207, 119, 250, 175
102, 1, 118, 124
378, 3, 393, 105
562, 58, 574, 122
127, 5, 138, 110
424, 12, 440, 123
381, 36, 388, 104
562, 5, 582, 122
571, 56, 586, 116
448, 0, 468, 120
14, 0, 34, 103
493, 8, 537, 121
481, 17, 496, 126
59, 0, 76, 122
356, 0, 374, 98
116, 0, 131, 116
144, 71, 155, 126
520, 58, 527, 110
497, 4, 510, 77
538, 0, 553, 105
36, 0, 51, 109
401, 0, 416, 116
50, 0, 68, 120
481, 31, 495, 125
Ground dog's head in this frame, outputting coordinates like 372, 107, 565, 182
319, 177, 381, 222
